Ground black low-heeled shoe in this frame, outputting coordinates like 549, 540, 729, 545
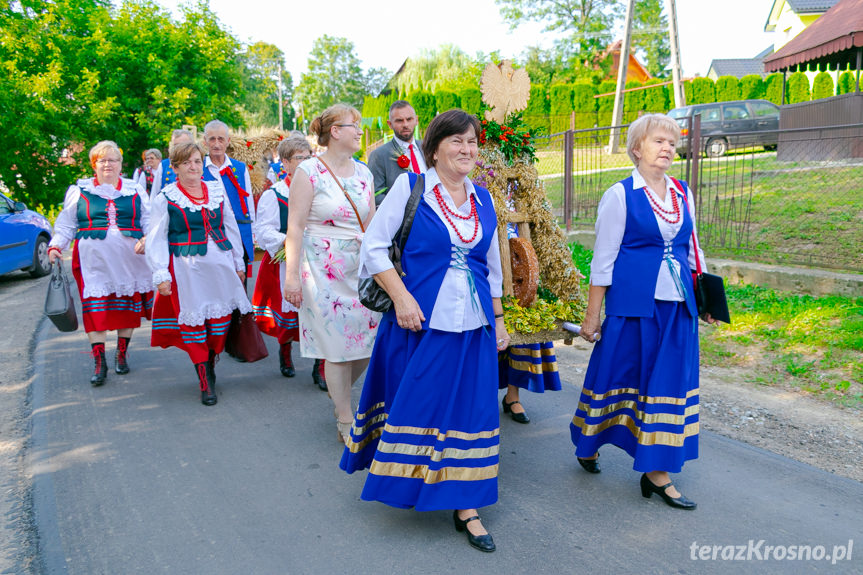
453, 511, 495, 552
577, 452, 601, 474
502, 397, 530, 424
640, 473, 697, 510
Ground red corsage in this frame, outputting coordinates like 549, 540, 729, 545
245, 141, 252, 148
396, 154, 410, 169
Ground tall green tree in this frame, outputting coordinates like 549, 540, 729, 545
0, 0, 247, 207
495, 0, 621, 54
295, 35, 366, 119
241, 41, 293, 128
632, 0, 669, 78
394, 45, 490, 94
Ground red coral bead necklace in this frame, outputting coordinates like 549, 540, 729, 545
643, 185, 681, 224
433, 184, 479, 244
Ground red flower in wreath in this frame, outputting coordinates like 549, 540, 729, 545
396, 154, 411, 169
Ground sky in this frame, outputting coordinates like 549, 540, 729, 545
155, 0, 776, 82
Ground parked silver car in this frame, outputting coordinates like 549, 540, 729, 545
668, 99, 780, 158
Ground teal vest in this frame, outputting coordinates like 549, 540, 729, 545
166, 199, 233, 257
75, 189, 144, 240
276, 193, 289, 234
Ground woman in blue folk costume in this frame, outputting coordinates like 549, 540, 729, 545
340, 110, 510, 553
572, 114, 714, 509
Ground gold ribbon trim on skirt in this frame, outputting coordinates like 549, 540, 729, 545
369, 461, 499, 484
572, 412, 700, 447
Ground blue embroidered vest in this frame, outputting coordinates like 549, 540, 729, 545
604, 176, 697, 318
203, 157, 254, 258
75, 188, 144, 240
160, 158, 177, 188
165, 198, 233, 257
389, 177, 497, 331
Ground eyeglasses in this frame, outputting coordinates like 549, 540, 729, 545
96, 158, 122, 165
290, 154, 313, 161
335, 123, 362, 131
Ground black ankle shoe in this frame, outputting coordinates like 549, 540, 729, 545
453, 511, 495, 552
114, 337, 130, 374
279, 343, 295, 378
640, 473, 696, 510
312, 359, 327, 391
502, 397, 530, 424
577, 452, 601, 474
90, 345, 108, 386
195, 363, 217, 406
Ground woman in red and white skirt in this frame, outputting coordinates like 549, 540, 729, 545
145, 142, 252, 406
48, 141, 153, 386
252, 137, 310, 378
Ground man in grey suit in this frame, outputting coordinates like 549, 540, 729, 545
368, 100, 427, 206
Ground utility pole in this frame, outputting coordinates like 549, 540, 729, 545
665, 0, 685, 108
608, 0, 635, 154
278, 61, 284, 130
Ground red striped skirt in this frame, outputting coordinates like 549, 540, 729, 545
252, 252, 298, 344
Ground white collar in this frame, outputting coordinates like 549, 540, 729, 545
77, 177, 139, 198
424, 167, 484, 207
205, 155, 232, 172
632, 168, 680, 198
272, 180, 290, 199
162, 181, 225, 212
394, 136, 416, 150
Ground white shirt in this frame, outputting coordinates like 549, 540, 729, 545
254, 181, 289, 257
590, 168, 706, 301
394, 136, 428, 174
360, 167, 503, 332
205, 155, 255, 224
150, 163, 165, 197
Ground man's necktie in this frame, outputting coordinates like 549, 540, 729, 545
409, 144, 420, 174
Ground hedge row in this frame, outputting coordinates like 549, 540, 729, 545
362, 70, 856, 134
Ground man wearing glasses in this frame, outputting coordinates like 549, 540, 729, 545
367, 100, 426, 206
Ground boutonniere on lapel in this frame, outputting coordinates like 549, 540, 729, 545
395, 151, 410, 169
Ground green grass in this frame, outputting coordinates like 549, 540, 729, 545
565, 243, 863, 408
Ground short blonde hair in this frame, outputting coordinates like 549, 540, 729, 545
309, 103, 360, 147
277, 136, 312, 161
170, 142, 204, 167
626, 114, 680, 165
89, 141, 122, 168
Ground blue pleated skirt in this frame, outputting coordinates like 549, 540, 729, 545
570, 300, 699, 473
498, 342, 562, 393
340, 317, 500, 511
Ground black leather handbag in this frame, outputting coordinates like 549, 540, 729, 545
44, 260, 79, 332
358, 173, 425, 313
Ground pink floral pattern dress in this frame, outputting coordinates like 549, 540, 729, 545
296, 157, 380, 362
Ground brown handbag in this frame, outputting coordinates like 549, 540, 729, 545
225, 309, 269, 362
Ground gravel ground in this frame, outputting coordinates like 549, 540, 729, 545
554, 339, 863, 484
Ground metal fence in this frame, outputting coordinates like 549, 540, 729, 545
534, 119, 863, 272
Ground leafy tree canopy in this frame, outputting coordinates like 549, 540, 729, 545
295, 35, 368, 121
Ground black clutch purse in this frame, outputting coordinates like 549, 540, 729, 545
672, 177, 730, 324
358, 173, 425, 313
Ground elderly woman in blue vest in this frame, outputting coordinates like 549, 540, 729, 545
203, 120, 255, 282
146, 142, 252, 406
340, 109, 509, 553
571, 113, 714, 510
47, 140, 153, 386
150, 129, 194, 197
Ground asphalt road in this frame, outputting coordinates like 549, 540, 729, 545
16, 263, 863, 574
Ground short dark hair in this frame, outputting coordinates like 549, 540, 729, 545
388, 100, 414, 116
421, 109, 481, 168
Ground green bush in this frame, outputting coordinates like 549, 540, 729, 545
623, 80, 644, 116
787, 72, 810, 104
596, 80, 616, 126
408, 90, 436, 127
571, 81, 596, 129
715, 75, 741, 101
739, 74, 765, 100
812, 72, 834, 100
764, 73, 783, 104
524, 84, 550, 135
687, 77, 716, 105
643, 79, 669, 112
549, 83, 574, 133
837, 71, 856, 95
458, 88, 482, 115
434, 90, 461, 113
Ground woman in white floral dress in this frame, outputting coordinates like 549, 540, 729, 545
283, 103, 380, 442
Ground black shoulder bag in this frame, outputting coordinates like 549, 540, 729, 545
358, 173, 425, 313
